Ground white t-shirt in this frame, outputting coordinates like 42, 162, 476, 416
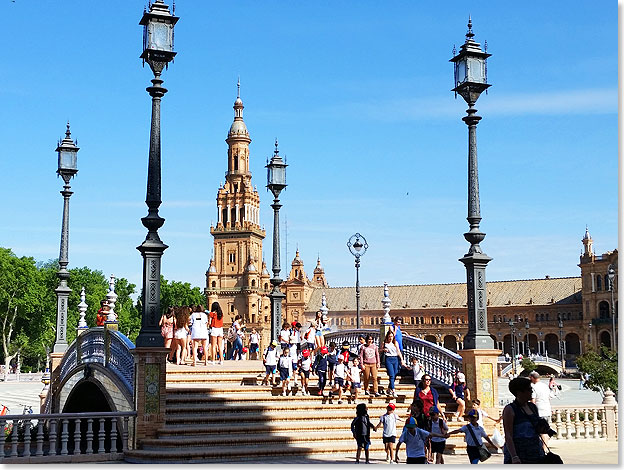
412, 361, 424, 382
250, 332, 260, 345
460, 424, 487, 446
264, 347, 278, 366
398, 428, 430, 458
280, 329, 290, 343
531, 381, 552, 418
334, 363, 347, 379
304, 327, 315, 342
290, 343, 298, 362
379, 412, 398, 437
290, 329, 300, 344
189, 312, 208, 339
430, 418, 448, 442
279, 355, 293, 375
349, 366, 361, 384
477, 408, 489, 428
384, 342, 399, 357
300, 356, 312, 372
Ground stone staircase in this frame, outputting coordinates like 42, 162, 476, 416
124, 360, 499, 463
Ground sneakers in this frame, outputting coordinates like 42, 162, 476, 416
281, 391, 287, 396
374, 392, 382, 397
338, 400, 343, 404
317, 391, 323, 396
386, 457, 390, 464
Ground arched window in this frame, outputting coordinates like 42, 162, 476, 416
431, 316, 435, 324
295, 269, 298, 277
211, 281, 216, 288
567, 312, 571, 320
597, 275, 602, 291
420, 317, 424, 325
599, 301, 610, 319
535, 313, 539, 322
264, 283, 268, 290
251, 279, 256, 287
441, 316, 444, 324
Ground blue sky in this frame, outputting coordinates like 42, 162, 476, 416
0, 2, 618, 299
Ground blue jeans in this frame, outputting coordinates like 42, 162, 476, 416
385, 356, 399, 390
229, 337, 243, 360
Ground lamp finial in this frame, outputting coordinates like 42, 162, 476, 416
466, 16, 474, 40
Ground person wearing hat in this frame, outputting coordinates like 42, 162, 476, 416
449, 371, 470, 421
375, 403, 401, 463
447, 408, 495, 464
298, 348, 313, 395
428, 406, 448, 464
261, 340, 279, 387
329, 354, 348, 403
312, 345, 330, 396
395, 416, 446, 464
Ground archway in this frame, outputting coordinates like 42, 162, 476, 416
503, 335, 512, 356
424, 335, 437, 344
600, 331, 612, 349
62, 380, 121, 454
443, 335, 457, 352
544, 334, 559, 358
565, 333, 581, 355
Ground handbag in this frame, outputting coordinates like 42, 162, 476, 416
467, 424, 491, 462
540, 436, 563, 464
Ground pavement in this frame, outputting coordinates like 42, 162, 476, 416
0, 380, 43, 415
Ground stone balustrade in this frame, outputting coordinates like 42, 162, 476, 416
0, 411, 136, 462
549, 404, 618, 441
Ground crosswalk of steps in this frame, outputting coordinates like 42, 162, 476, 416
124, 361, 500, 463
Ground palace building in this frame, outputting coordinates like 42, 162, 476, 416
204, 89, 617, 362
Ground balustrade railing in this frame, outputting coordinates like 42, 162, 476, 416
0, 411, 136, 462
549, 405, 617, 440
324, 329, 462, 387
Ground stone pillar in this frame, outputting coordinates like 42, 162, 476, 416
602, 389, 617, 441
48, 352, 65, 413
459, 348, 501, 417
132, 348, 168, 444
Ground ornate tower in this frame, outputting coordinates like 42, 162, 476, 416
206, 83, 269, 328
312, 256, 329, 287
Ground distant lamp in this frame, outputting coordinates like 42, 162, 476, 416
56, 123, 79, 183
266, 141, 288, 198
140, 0, 179, 73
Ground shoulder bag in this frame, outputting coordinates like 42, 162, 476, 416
466, 424, 491, 462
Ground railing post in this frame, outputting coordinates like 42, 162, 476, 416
0, 418, 6, 460
122, 416, 129, 452
49, 418, 58, 456
564, 409, 573, 439
35, 420, 44, 456
10, 422, 18, 457
592, 409, 601, 438
98, 418, 105, 454
23, 420, 32, 457
60, 419, 69, 455
86, 418, 94, 454
73, 418, 81, 455
573, 408, 581, 439
554, 409, 563, 439
582, 408, 591, 439
110, 418, 118, 453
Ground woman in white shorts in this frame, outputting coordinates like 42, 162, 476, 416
189, 304, 209, 366
174, 307, 190, 365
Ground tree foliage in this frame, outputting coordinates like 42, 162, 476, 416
576, 346, 618, 397
0, 247, 204, 370
520, 357, 537, 373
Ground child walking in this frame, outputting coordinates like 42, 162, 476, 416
395, 417, 446, 464
351, 403, 376, 464
278, 347, 293, 396
447, 409, 495, 464
375, 403, 401, 463
313, 346, 329, 396
329, 354, 347, 403
261, 340, 279, 386
298, 348, 312, 395
428, 406, 448, 464
349, 357, 362, 401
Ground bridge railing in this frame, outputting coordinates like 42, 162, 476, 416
0, 411, 136, 462
324, 329, 462, 387
500, 355, 563, 376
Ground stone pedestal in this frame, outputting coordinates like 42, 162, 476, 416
132, 347, 168, 445
47, 351, 66, 413
379, 323, 393, 344
458, 348, 501, 418
602, 389, 617, 441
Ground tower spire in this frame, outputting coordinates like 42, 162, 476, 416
237, 76, 240, 99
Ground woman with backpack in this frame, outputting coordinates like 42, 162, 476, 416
209, 302, 224, 364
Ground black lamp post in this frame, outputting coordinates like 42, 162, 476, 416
347, 233, 368, 330
525, 320, 530, 356
266, 140, 287, 343
608, 264, 617, 352
451, 18, 493, 349
135, 0, 178, 348
588, 321, 593, 350
508, 319, 516, 375
558, 317, 565, 371
52, 123, 79, 354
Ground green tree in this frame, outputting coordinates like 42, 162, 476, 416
521, 357, 537, 373
159, 275, 205, 313
114, 277, 141, 342
576, 346, 618, 397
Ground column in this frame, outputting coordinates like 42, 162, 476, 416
235, 204, 239, 223
217, 205, 222, 224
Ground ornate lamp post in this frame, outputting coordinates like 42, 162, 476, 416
588, 321, 593, 349
53, 123, 79, 354
266, 140, 287, 342
135, 0, 178, 347
347, 233, 368, 330
559, 317, 564, 371
608, 264, 617, 352
525, 320, 530, 356
508, 319, 516, 375
451, 18, 493, 349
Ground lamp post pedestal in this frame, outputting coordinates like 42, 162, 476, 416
458, 348, 500, 418
460, 252, 494, 349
